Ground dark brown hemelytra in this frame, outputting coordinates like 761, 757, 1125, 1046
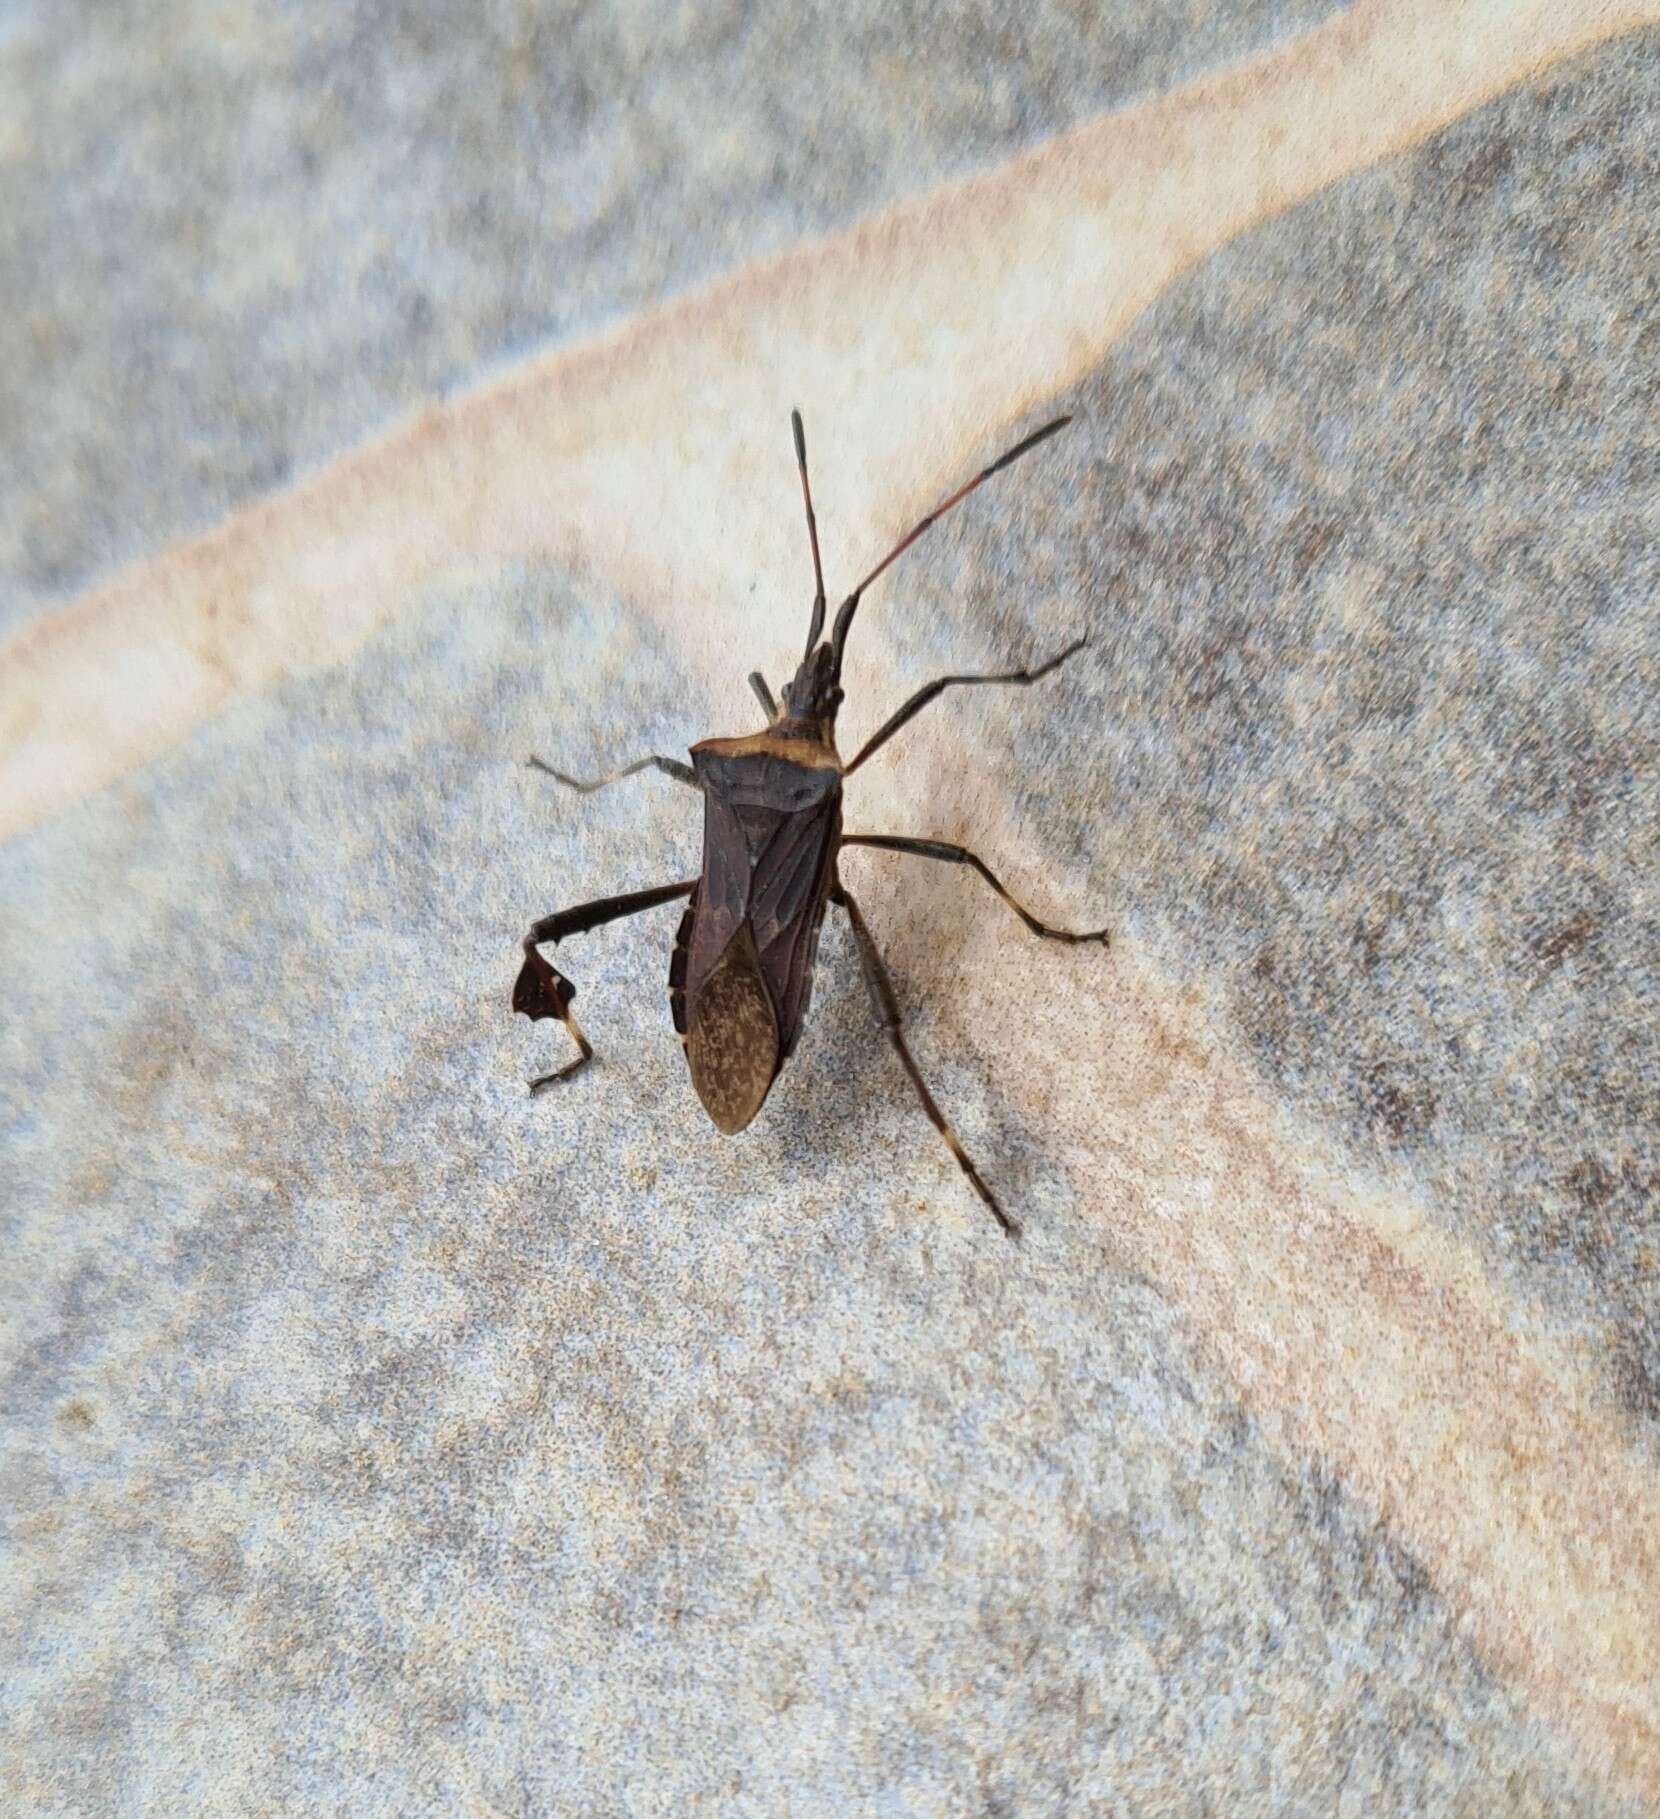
513, 409, 1109, 1237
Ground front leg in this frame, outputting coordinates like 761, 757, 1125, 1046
843, 637, 1087, 775
515, 879, 696, 1091
527, 753, 696, 792
748, 672, 778, 719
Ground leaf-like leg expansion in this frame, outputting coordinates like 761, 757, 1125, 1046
748, 671, 778, 719
515, 879, 696, 1090
843, 637, 1088, 775
841, 834, 1109, 945
526, 754, 696, 793
832, 885, 1018, 1239
516, 949, 593, 1091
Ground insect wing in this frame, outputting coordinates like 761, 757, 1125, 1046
685, 919, 780, 1133
741, 792, 840, 1057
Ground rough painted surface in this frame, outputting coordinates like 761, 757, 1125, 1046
0, 0, 1337, 627
1005, 36, 1660, 1433
3, 4, 1658, 1815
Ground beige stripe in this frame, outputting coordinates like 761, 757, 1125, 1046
4, 0, 1653, 842
9, 0, 1660, 1797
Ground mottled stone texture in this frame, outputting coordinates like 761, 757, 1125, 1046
986, 30, 1660, 1440
3, 4, 1658, 1816
0, 0, 1334, 626
0, 574, 1616, 1817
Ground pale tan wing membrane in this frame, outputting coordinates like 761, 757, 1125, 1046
685, 922, 781, 1134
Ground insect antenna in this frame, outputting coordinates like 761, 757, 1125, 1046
829, 414, 1072, 681
792, 408, 828, 657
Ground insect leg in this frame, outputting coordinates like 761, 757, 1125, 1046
842, 637, 1087, 775
526, 754, 696, 792
831, 885, 1018, 1239
840, 835, 1109, 945
748, 671, 778, 719
516, 879, 696, 1092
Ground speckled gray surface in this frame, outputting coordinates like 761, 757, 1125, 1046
0, 0, 1334, 626
984, 30, 1660, 1437
4, 4, 1659, 1815
0, 576, 1621, 1816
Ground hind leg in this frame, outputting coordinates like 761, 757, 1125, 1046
515, 880, 696, 1089
832, 885, 1018, 1239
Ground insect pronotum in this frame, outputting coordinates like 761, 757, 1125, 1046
514, 409, 1108, 1236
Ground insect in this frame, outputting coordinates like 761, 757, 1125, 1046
514, 409, 1108, 1236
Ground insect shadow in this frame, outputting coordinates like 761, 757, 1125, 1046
514, 409, 1109, 1237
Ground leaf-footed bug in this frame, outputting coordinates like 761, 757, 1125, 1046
514, 411, 1107, 1236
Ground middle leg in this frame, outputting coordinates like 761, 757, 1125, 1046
516, 879, 696, 1091
840, 834, 1109, 945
